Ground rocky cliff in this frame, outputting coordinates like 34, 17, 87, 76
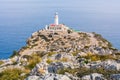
0, 29, 120, 80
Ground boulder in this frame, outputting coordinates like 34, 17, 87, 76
110, 74, 120, 80
91, 60, 120, 71
26, 75, 40, 80
48, 62, 64, 73
43, 74, 71, 80
102, 60, 120, 70
81, 73, 105, 80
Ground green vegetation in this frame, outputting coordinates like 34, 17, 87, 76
67, 29, 73, 34
78, 52, 116, 61
47, 52, 57, 56
46, 58, 53, 64
72, 51, 78, 56
0, 61, 4, 65
39, 35, 50, 42
36, 51, 47, 57
57, 67, 120, 79
57, 68, 78, 75
72, 50, 80, 56
0, 68, 29, 80
10, 50, 19, 58
25, 53, 41, 70
114, 52, 120, 59
78, 32, 89, 37
22, 45, 31, 49
92, 32, 112, 48
11, 59, 18, 65
77, 67, 120, 79
33, 37, 39, 42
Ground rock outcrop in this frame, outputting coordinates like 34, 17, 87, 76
0, 28, 120, 80
110, 74, 120, 80
81, 73, 105, 80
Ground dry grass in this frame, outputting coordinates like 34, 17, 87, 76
0, 68, 29, 80
0, 61, 4, 65
38, 68, 45, 74
72, 50, 80, 56
47, 52, 57, 56
57, 67, 120, 79
25, 53, 41, 70
60, 57, 69, 62
80, 52, 116, 61
46, 58, 53, 64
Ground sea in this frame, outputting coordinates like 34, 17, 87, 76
0, 0, 120, 59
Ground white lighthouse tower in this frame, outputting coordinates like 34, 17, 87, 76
54, 12, 59, 25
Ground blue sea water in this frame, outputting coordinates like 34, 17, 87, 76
0, 0, 120, 59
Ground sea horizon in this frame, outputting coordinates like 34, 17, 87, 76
0, 0, 120, 59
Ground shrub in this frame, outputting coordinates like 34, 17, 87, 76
57, 68, 73, 74
47, 52, 57, 56
10, 50, 19, 58
0, 68, 29, 80
72, 52, 78, 56
57, 67, 89, 76
67, 29, 73, 34
39, 35, 50, 42
84, 60, 89, 64
25, 53, 41, 70
36, 51, 47, 57
57, 68, 66, 74
76, 67, 91, 77
91, 67, 120, 79
91, 55, 100, 61
57, 66, 120, 79
31, 44, 38, 48
93, 32, 113, 47
22, 46, 29, 49
82, 52, 93, 60
0, 61, 4, 65
72, 50, 80, 56
81, 53, 116, 61
12, 60, 18, 65
114, 52, 120, 59
115, 52, 120, 55
46, 58, 53, 64
84, 46, 89, 49
77, 67, 120, 78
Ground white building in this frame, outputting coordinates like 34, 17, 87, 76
45, 12, 69, 31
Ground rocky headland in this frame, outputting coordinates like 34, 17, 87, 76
0, 28, 120, 80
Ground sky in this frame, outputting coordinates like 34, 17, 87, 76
0, 0, 120, 25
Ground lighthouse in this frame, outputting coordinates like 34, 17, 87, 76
54, 12, 59, 25
44, 12, 69, 31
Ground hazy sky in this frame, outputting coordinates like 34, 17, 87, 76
0, 0, 120, 17
0, 0, 120, 28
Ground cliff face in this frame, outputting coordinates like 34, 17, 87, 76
0, 29, 120, 80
